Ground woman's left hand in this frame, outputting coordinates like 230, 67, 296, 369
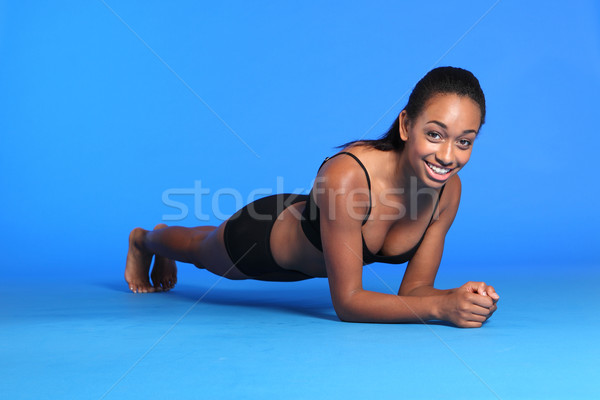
466, 281, 499, 320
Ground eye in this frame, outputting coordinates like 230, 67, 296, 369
457, 139, 472, 148
426, 131, 442, 140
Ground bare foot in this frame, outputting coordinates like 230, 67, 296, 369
125, 227, 157, 293
150, 224, 178, 291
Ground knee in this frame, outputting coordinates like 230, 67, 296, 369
154, 223, 168, 230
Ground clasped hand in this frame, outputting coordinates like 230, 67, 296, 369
442, 281, 499, 328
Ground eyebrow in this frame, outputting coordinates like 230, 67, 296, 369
426, 120, 478, 135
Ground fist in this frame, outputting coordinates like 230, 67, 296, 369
443, 281, 499, 328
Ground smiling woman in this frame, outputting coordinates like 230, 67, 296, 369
125, 66, 499, 328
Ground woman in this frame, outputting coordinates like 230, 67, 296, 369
125, 66, 499, 328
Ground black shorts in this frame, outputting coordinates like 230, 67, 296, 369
223, 193, 314, 282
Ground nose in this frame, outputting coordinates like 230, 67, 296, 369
435, 142, 454, 167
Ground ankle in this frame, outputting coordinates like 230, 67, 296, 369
130, 227, 149, 251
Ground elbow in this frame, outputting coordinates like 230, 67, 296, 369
335, 309, 359, 323
332, 301, 353, 322
335, 307, 357, 323
332, 290, 362, 323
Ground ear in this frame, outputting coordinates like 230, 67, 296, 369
399, 110, 410, 142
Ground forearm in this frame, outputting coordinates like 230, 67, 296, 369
333, 289, 443, 323
405, 285, 454, 297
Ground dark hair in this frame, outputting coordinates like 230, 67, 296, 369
337, 66, 486, 151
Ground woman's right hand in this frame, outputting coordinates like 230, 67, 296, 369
439, 281, 499, 328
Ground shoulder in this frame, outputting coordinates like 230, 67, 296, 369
317, 147, 373, 191
313, 147, 377, 220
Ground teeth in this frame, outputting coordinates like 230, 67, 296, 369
427, 162, 450, 174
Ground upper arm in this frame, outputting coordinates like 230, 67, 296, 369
398, 174, 462, 295
314, 157, 370, 315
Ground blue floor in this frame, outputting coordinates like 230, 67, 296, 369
2, 264, 598, 399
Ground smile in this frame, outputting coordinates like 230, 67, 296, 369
425, 161, 453, 179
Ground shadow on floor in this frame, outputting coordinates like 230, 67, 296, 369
98, 280, 339, 322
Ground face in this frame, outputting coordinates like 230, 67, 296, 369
399, 93, 481, 188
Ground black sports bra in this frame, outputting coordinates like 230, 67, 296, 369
300, 151, 445, 265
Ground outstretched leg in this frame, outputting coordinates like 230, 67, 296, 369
124, 227, 156, 293
125, 221, 248, 293
150, 223, 178, 292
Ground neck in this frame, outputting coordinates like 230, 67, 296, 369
393, 149, 430, 192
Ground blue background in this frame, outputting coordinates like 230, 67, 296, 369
1, 1, 598, 279
1, 1, 600, 399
